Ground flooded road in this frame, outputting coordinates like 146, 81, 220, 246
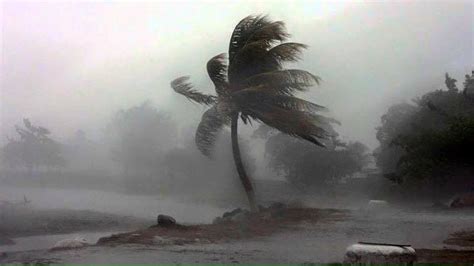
0, 186, 227, 224
1, 231, 123, 253
0, 186, 226, 254
3, 208, 474, 263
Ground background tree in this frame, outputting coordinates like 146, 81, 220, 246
263, 128, 369, 189
105, 101, 177, 186
171, 15, 336, 211
1, 119, 65, 175
374, 103, 418, 174
375, 71, 474, 200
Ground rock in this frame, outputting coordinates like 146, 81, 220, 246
214, 208, 252, 224
50, 237, 89, 251
449, 193, 474, 208
344, 243, 416, 264
223, 208, 242, 218
97, 234, 120, 244
157, 214, 176, 226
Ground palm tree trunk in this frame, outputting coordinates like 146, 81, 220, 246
231, 113, 258, 212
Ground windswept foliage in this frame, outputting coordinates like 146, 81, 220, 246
171, 15, 336, 210
1, 119, 65, 173
171, 15, 335, 156
262, 127, 369, 188
375, 71, 474, 198
391, 117, 474, 184
171, 77, 217, 106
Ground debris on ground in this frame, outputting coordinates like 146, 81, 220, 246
444, 230, 474, 247
449, 193, 474, 208
344, 242, 416, 264
50, 237, 90, 251
417, 248, 474, 263
97, 204, 348, 247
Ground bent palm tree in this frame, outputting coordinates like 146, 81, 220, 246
171, 15, 336, 211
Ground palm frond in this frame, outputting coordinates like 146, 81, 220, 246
171, 76, 217, 106
229, 15, 269, 62
228, 40, 270, 84
264, 43, 307, 68
309, 113, 341, 126
268, 95, 329, 113
233, 89, 327, 113
207, 53, 229, 96
243, 69, 320, 95
229, 43, 309, 85
229, 15, 288, 64
195, 105, 229, 157
247, 21, 289, 46
243, 105, 334, 147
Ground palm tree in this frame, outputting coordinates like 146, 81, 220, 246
171, 15, 336, 212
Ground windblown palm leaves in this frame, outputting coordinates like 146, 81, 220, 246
171, 15, 336, 157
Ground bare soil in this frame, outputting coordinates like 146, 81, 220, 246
415, 230, 474, 263
97, 207, 348, 246
444, 230, 474, 247
417, 249, 474, 263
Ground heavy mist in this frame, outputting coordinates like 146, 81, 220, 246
2, 1, 471, 147
1, 0, 473, 263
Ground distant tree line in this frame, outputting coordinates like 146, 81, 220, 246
1, 99, 370, 199
4, 72, 472, 204
1, 119, 65, 175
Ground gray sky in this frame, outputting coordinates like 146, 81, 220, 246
1, 0, 472, 148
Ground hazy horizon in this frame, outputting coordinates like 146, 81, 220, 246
1, 0, 472, 149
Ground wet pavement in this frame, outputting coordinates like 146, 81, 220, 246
2, 208, 474, 263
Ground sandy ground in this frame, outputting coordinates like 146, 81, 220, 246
2, 207, 474, 264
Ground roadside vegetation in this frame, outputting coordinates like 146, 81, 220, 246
374, 71, 474, 203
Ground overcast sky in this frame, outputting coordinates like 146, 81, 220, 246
1, 0, 472, 148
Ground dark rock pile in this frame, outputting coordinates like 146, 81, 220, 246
213, 202, 287, 224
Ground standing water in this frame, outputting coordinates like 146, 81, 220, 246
0, 186, 227, 252
0, 186, 226, 223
